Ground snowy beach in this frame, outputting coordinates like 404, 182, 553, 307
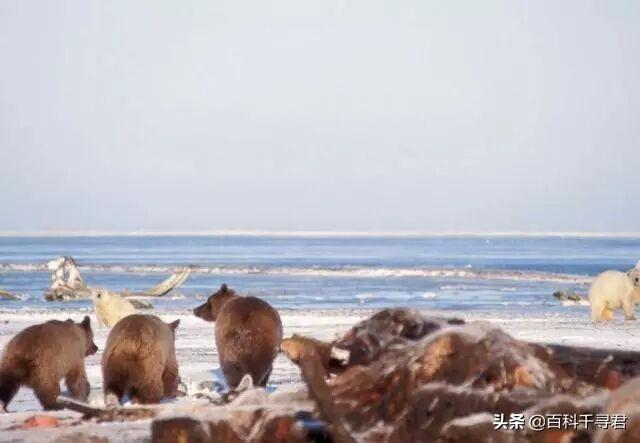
1, 306, 640, 441
3, 305, 640, 411
2, 235, 640, 440
3, 2, 639, 439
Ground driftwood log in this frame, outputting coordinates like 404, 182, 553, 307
55, 397, 158, 422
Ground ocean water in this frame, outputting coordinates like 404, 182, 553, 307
0, 235, 638, 314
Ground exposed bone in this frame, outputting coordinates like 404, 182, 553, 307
43, 257, 190, 301
122, 266, 191, 297
44, 257, 91, 301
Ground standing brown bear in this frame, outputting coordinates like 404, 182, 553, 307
102, 314, 180, 405
193, 284, 282, 388
0, 316, 98, 411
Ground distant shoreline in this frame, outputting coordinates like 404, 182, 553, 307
0, 230, 639, 239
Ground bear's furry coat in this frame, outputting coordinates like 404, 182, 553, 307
193, 284, 282, 388
101, 314, 179, 405
0, 316, 98, 411
92, 288, 136, 328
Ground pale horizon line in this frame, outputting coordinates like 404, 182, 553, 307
0, 229, 639, 239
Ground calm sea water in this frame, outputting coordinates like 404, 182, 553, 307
0, 235, 638, 314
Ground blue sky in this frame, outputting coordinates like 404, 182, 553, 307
1, 1, 639, 233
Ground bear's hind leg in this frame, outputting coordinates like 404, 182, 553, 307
65, 364, 90, 402
162, 359, 179, 398
622, 298, 637, 321
31, 378, 61, 410
221, 361, 246, 389
103, 356, 130, 406
590, 306, 601, 322
591, 303, 611, 322
0, 371, 22, 412
133, 380, 163, 404
602, 308, 614, 321
103, 376, 126, 407
598, 308, 613, 321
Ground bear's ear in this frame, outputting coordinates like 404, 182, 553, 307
81, 316, 91, 329
220, 283, 228, 293
168, 319, 180, 331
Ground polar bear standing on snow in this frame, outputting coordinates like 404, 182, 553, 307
91, 288, 136, 327
589, 267, 640, 322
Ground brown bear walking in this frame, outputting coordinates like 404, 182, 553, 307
193, 284, 282, 388
0, 316, 98, 411
101, 314, 180, 405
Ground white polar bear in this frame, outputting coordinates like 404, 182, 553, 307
91, 288, 136, 327
589, 269, 640, 322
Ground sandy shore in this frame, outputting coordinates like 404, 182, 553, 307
1, 306, 639, 441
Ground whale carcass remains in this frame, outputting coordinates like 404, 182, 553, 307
43, 256, 191, 302
151, 308, 640, 442
5, 308, 640, 442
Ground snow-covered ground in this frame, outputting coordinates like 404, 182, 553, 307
1, 306, 639, 441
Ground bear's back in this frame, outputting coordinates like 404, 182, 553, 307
1, 321, 83, 370
589, 270, 633, 300
214, 297, 282, 360
103, 314, 173, 363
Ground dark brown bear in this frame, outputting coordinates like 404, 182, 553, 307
102, 314, 180, 405
193, 284, 282, 388
0, 316, 98, 411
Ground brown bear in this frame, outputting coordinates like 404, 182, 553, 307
0, 316, 98, 411
193, 284, 282, 388
101, 314, 180, 405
